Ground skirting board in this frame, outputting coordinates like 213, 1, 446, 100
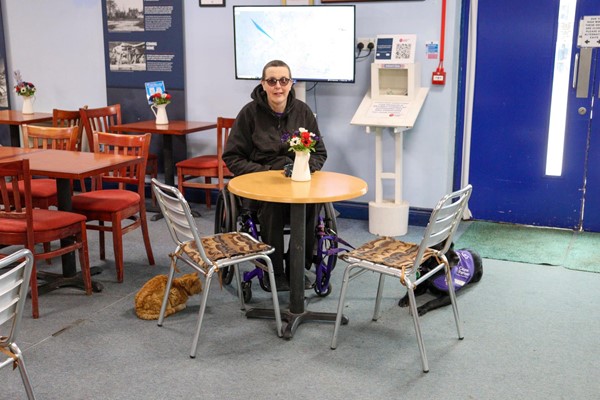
178, 187, 433, 228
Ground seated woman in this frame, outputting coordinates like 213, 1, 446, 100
223, 59, 327, 291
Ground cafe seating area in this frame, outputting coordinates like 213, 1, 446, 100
1, 110, 598, 398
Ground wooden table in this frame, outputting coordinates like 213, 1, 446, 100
0, 110, 53, 147
228, 170, 367, 338
1, 149, 141, 293
0, 146, 44, 159
111, 120, 217, 187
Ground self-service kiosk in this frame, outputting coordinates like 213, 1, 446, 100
352, 35, 429, 236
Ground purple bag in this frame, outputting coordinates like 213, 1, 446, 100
431, 250, 475, 292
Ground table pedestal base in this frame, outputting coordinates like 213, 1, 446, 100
246, 307, 349, 339
36, 266, 104, 295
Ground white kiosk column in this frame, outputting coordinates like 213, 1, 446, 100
367, 125, 409, 236
351, 35, 428, 236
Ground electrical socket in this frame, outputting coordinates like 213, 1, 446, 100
357, 37, 375, 51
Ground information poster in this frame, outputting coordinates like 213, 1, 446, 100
101, 0, 186, 169
102, 0, 184, 90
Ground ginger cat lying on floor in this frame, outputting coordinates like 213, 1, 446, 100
135, 272, 202, 320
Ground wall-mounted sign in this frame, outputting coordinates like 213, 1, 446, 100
102, 0, 184, 89
578, 15, 600, 48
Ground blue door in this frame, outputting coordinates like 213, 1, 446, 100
467, 0, 600, 231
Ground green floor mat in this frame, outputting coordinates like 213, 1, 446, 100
455, 221, 600, 273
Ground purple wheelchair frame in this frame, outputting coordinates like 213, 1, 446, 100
215, 186, 353, 302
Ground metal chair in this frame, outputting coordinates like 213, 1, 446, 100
151, 178, 283, 358
0, 248, 37, 399
330, 185, 473, 372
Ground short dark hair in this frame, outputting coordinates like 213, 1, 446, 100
261, 60, 292, 80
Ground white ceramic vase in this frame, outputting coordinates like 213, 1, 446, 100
291, 150, 311, 182
151, 103, 169, 125
22, 96, 34, 115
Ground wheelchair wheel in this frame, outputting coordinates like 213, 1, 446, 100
314, 280, 332, 297
214, 187, 234, 234
312, 203, 340, 297
214, 187, 235, 285
322, 202, 338, 234
318, 202, 339, 270
313, 235, 336, 297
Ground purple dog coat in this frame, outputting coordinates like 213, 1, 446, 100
431, 249, 475, 292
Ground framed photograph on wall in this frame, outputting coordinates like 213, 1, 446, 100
199, 0, 225, 6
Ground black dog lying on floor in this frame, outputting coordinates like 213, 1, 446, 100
398, 245, 483, 316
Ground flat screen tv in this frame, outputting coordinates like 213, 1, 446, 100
233, 5, 356, 83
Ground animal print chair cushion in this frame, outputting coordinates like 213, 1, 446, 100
177, 232, 271, 273
341, 236, 437, 272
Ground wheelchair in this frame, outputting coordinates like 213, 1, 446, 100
214, 184, 352, 303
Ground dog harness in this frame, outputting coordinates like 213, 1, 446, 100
431, 249, 475, 292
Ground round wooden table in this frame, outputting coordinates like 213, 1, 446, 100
228, 170, 367, 338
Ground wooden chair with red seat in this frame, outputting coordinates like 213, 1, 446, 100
71, 131, 155, 282
20, 124, 80, 264
53, 107, 87, 192
79, 104, 121, 151
0, 159, 92, 319
53, 107, 85, 151
20, 124, 79, 209
176, 117, 235, 209
79, 104, 159, 205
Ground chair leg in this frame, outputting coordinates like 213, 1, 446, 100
205, 189, 211, 209
331, 263, 355, 349
11, 344, 36, 400
157, 265, 177, 326
190, 271, 214, 358
29, 261, 39, 319
140, 208, 155, 266
98, 222, 106, 260
177, 168, 185, 196
233, 264, 245, 310
373, 273, 386, 321
445, 264, 464, 340
406, 286, 429, 372
112, 215, 125, 283
77, 226, 92, 295
263, 256, 283, 337
43, 242, 52, 265
204, 177, 211, 209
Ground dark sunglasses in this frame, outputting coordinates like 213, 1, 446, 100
263, 77, 292, 87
